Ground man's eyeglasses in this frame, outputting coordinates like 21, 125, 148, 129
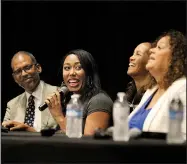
12, 64, 37, 76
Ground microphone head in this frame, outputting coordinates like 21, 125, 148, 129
58, 86, 69, 96
39, 85, 69, 111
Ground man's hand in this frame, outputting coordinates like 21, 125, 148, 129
2, 121, 36, 132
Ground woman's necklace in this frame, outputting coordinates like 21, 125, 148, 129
129, 88, 143, 111
129, 93, 137, 111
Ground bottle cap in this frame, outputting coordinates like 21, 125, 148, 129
117, 92, 126, 98
170, 98, 183, 111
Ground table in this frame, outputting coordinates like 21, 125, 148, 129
2, 131, 186, 163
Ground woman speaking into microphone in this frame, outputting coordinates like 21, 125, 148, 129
45, 49, 113, 135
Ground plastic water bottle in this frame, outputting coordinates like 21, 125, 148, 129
167, 97, 184, 144
66, 94, 83, 138
113, 92, 130, 141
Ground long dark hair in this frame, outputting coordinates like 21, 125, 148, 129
126, 80, 146, 105
59, 49, 102, 108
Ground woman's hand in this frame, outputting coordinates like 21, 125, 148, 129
45, 91, 63, 117
45, 91, 66, 131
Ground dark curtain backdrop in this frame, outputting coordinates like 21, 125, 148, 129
1, 1, 186, 120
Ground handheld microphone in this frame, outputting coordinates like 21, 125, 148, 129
38, 86, 69, 111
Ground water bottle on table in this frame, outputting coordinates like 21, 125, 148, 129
113, 92, 130, 141
167, 97, 184, 144
66, 94, 83, 138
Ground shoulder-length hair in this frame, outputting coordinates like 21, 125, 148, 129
60, 49, 101, 105
148, 29, 187, 89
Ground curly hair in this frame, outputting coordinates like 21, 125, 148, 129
148, 29, 187, 89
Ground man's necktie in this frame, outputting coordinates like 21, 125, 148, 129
24, 95, 35, 127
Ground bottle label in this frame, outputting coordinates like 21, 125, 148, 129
66, 109, 82, 118
169, 110, 183, 120
113, 107, 128, 117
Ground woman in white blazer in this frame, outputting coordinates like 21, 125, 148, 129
128, 29, 186, 140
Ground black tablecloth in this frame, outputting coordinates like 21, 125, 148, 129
2, 131, 186, 163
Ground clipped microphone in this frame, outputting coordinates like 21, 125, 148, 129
129, 128, 142, 139
106, 127, 142, 139
38, 85, 69, 111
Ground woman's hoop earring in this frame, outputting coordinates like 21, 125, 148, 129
60, 81, 66, 87
87, 76, 93, 88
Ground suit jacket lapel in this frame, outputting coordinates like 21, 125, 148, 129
143, 88, 169, 131
13, 93, 27, 122
41, 83, 50, 129
40, 82, 57, 129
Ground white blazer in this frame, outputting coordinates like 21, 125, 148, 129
128, 77, 186, 139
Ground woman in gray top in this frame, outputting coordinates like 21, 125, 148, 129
45, 49, 113, 135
